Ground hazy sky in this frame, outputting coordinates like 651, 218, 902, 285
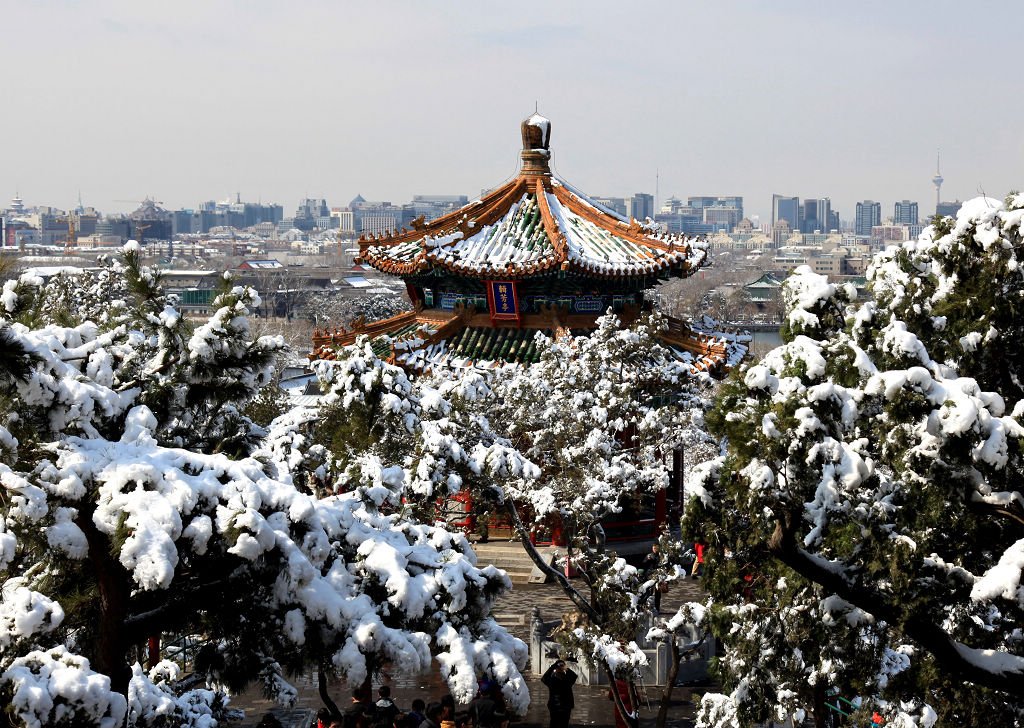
4, 1, 1023, 222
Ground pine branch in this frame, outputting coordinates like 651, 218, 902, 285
501, 499, 600, 623
767, 509, 1024, 696
967, 499, 1024, 529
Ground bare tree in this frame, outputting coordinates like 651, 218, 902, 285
305, 290, 410, 328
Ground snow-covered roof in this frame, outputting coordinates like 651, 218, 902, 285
360, 180, 706, 280
21, 266, 86, 278
239, 259, 285, 270
357, 117, 708, 282
161, 269, 220, 278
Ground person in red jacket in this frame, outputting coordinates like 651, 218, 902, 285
691, 538, 707, 578
608, 678, 633, 728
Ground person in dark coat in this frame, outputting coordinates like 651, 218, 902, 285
375, 686, 400, 728
344, 687, 378, 728
641, 543, 663, 612
469, 681, 499, 728
419, 702, 443, 728
541, 660, 578, 728
405, 699, 426, 728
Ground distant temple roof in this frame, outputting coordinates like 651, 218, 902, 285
357, 116, 707, 282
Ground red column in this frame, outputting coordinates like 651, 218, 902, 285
655, 489, 667, 532
405, 281, 420, 306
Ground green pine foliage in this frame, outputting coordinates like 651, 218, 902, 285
688, 197, 1024, 728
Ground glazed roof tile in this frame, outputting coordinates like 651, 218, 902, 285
311, 309, 745, 377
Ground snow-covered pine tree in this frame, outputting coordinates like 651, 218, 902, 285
687, 196, 1024, 728
261, 339, 534, 712
486, 312, 712, 728
0, 246, 530, 727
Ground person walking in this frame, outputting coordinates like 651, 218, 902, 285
469, 680, 498, 728
641, 543, 663, 612
691, 538, 707, 579
542, 660, 578, 728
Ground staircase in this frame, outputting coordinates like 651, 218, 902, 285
472, 541, 542, 584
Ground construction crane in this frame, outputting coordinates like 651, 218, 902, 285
134, 223, 152, 243
55, 216, 77, 256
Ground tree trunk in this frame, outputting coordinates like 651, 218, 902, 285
813, 681, 828, 728
601, 662, 640, 728
318, 663, 342, 719
502, 500, 600, 623
654, 635, 681, 728
77, 511, 133, 696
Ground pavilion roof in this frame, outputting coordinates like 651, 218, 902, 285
311, 307, 747, 377
357, 117, 708, 281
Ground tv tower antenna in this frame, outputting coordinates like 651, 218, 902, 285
932, 148, 944, 213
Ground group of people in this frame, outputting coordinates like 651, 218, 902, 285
314, 682, 512, 728
639, 539, 706, 613
269, 538, 704, 728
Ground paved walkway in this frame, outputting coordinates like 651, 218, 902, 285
228, 575, 711, 728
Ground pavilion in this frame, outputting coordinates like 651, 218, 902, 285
312, 114, 745, 375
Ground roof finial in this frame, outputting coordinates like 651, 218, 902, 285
535, 100, 538, 113
521, 111, 551, 175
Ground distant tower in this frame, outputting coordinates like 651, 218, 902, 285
932, 149, 944, 213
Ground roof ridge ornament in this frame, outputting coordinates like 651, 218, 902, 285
520, 112, 551, 177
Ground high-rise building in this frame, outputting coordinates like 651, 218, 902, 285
702, 205, 742, 231
688, 196, 743, 216
894, 200, 919, 225
855, 200, 882, 236
593, 197, 628, 217
349, 196, 417, 235
771, 219, 793, 247
291, 198, 331, 231
412, 195, 470, 223
628, 193, 654, 221
772, 194, 801, 229
936, 201, 963, 218
171, 210, 193, 236
801, 198, 836, 233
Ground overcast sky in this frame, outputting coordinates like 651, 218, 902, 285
3, 1, 1022, 222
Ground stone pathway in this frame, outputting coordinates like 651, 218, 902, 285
227, 575, 711, 728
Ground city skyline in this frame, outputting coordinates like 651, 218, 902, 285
3, 1, 1022, 221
